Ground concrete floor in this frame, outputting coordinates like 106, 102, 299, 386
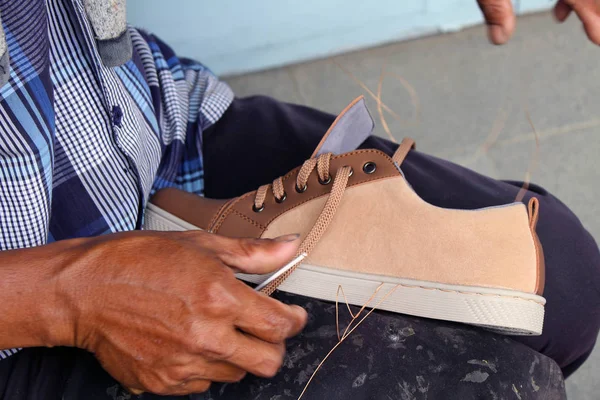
224, 11, 599, 399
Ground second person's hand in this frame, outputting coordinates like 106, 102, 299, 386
477, 0, 600, 45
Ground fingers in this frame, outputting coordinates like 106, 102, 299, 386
477, 0, 516, 44
232, 280, 307, 342
129, 361, 245, 395
171, 380, 212, 395
566, 0, 600, 44
477, 0, 600, 46
151, 379, 212, 396
196, 231, 301, 274
554, 0, 573, 21
173, 360, 247, 383
220, 331, 287, 378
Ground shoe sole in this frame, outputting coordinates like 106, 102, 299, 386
144, 204, 545, 336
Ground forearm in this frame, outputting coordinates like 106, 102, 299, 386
0, 239, 81, 350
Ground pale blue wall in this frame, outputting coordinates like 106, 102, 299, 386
127, 0, 553, 76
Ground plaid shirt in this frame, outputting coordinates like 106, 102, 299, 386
0, 0, 233, 359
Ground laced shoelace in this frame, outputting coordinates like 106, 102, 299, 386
256, 153, 352, 295
257, 138, 415, 296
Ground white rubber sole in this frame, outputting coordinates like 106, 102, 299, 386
144, 205, 545, 336
238, 266, 545, 336
144, 203, 202, 231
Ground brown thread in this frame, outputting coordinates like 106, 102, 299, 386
350, 276, 544, 305
230, 209, 266, 230
332, 58, 420, 127
211, 191, 256, 232
297, 278, 542, 398
376, 59, 396, 144
207, 199, 237, 232
297, 283, 399, 400
338, 284, 385, 340
374, 53, 422, 144
289, 54, 539, 397
383, 70, 421, 125
210, 202, 237, 232
334, 53, 539, 205
514, 110, 540, 202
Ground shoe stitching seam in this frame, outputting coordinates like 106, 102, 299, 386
231, 209, 266, 230
363, 281, 545, 305
262, 172, 398, 227
226, 152, 398, 232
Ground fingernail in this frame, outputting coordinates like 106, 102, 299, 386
274, 233, 300, 243
489, 25, 508, 44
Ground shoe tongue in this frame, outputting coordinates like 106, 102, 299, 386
311, 96, 374, 158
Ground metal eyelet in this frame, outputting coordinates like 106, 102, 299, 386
275, 193, 287, 203
252, 204, 265, 213
318, 176, 332, 185
362, 161, 377, 174
295, 184, 308, 193
344, 166, 354, 177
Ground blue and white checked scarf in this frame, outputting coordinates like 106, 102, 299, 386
0, 0, 233, 359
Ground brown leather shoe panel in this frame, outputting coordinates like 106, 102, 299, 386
149, 188, 229, 230
261, 176, 539, 293
215, 208, 265, 238
527, 198, 545, 295
532, 229, 545, 295
214, 149, 401, 236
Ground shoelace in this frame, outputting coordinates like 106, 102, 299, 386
257, 138, 416, 295
255, 153, 352, 295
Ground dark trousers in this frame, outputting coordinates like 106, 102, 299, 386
3, 96, 598, 399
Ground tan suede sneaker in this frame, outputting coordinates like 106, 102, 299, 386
144, 97, 546, 336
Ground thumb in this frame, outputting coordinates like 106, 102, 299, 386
562, 0, 600, 45
477, 0, 516, 44
203, 233, 302, 274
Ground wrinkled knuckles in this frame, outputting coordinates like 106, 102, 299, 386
197, 334, 237, 361
138, 374, 171, 395
184, 322, 215, 354
201, 279, 240, 317
260, 312, 293, 343
167, 366, 193, 383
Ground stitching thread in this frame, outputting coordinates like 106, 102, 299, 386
230, 209, 266, 230
208, 200, 235, 231
343, 280, 545, 305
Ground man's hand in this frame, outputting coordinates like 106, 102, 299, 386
0, 230, 307, 395
477, 0, 600, 45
